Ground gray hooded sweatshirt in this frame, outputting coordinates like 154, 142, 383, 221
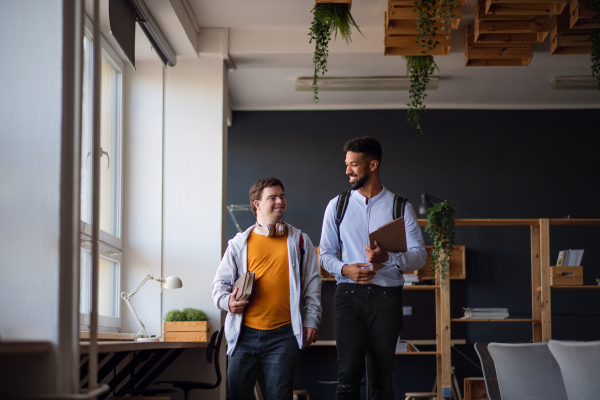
211, 224, 322, 356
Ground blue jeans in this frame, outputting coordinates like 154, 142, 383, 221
227, 323, 299, 400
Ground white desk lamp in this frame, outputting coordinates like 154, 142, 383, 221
121, 272, 182, 342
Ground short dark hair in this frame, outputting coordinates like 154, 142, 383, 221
249, 177, 285, 217
343, 136, 382, 165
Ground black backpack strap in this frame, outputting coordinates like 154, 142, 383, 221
335, 191, 351, 252
299, 234, 305, 283
393, 195, 407, 220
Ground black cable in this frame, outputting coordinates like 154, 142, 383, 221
451, 346, 482, 371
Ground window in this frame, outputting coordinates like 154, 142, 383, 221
80, 19, 124, 333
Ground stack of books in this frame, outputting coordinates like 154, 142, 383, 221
461, 308, 509, 319
396, 340, 419, 353
557, 249, 584, 266
403, 273, 419, 286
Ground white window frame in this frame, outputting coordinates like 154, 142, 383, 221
80, 16, 124, 333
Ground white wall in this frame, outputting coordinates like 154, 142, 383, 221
0, 0, 64, 396
122, 60, 166, 337
158, 54, 228, 400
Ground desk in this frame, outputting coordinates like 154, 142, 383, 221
79, 341, 208, 399
80, 340, 207, 354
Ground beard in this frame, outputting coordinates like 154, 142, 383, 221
349, 172, 369, 190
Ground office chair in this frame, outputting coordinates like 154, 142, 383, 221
549, 339, 600, 400
474, 342, 501, 400
154, 325, 224, 400
488, 342, 567, 400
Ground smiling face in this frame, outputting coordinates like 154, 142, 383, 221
345, 151, 374, 190
254, 185, 286, 223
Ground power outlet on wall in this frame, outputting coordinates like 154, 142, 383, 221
403, 306, 413, 316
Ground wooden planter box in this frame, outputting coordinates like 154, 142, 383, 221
164, 321, 209, 342
388, 0, 462, 29
464, 377, 487, 400
485, 0, 567, 16
383, 12, 452, 56
550, 13, 592, 54
475, 0, 549, 43
550, 266, 583, 286
465, 25, 533, 66
570, 0, 599, 29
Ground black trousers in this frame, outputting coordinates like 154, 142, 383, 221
334, 283, 403, 400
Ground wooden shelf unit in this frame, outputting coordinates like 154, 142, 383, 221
539, 218, 600, 340
451, 318, 541, 322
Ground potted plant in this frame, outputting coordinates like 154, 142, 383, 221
590, 0, 600, 89
163, 307, 209, 342
309, 1, 362, 103
424, 200, 457, 287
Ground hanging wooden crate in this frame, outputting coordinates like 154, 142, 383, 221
465, 25, 533, 66
570, 0, 599, 29
485, 0, 568, 16
475, 0, 549, 43
385, 9, 458, 34
384, 14, 452, 55
387, 0, 463, 29
550, 13, 592, 54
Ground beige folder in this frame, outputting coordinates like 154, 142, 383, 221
368, 217, 407, 271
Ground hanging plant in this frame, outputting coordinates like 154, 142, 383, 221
424, 200, 457, 287
437, 0, 459, 40
404, 0, 441, 134
404, 55, 438, 135
309, 3, 362, 103
590, 0, 600, 90
415, 0, 440, 54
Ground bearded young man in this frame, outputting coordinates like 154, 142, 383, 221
212, 177, 322, 400
319, 137, 427, 400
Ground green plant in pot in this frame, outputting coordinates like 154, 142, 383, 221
164, 307, 209, 322
424, 200, 457, 287
309, 3, 362, 103
590, 0, 600, 90
164, 307, 209, 342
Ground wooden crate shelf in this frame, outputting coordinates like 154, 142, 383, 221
485, 0, 568, 16
464, 377, 487, 400
466, 25, 533, 66
404, 245, 465, 280
383, 11, 453, 56
550, 13, 592, 54
387, 1, 462, 29
570, 0, 599, 29
475, 0, 549, 43
452, 318, 541, 322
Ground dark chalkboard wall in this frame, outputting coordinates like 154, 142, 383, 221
226, 109, 600, 399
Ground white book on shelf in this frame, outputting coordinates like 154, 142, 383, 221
577, 249, 584, 266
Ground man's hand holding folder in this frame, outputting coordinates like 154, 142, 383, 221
229, 287, 249, 314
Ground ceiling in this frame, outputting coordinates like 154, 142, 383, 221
95, 0, 600, 110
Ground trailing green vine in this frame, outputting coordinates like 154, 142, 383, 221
424, 200, 457, 287
309, 4, 362, 103
437, 0, 459, 40
590, 0, 600, 90
415, 0, 440, 54
404, 55, 438, 135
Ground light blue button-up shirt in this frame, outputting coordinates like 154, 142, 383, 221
319, 187, 427, 286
